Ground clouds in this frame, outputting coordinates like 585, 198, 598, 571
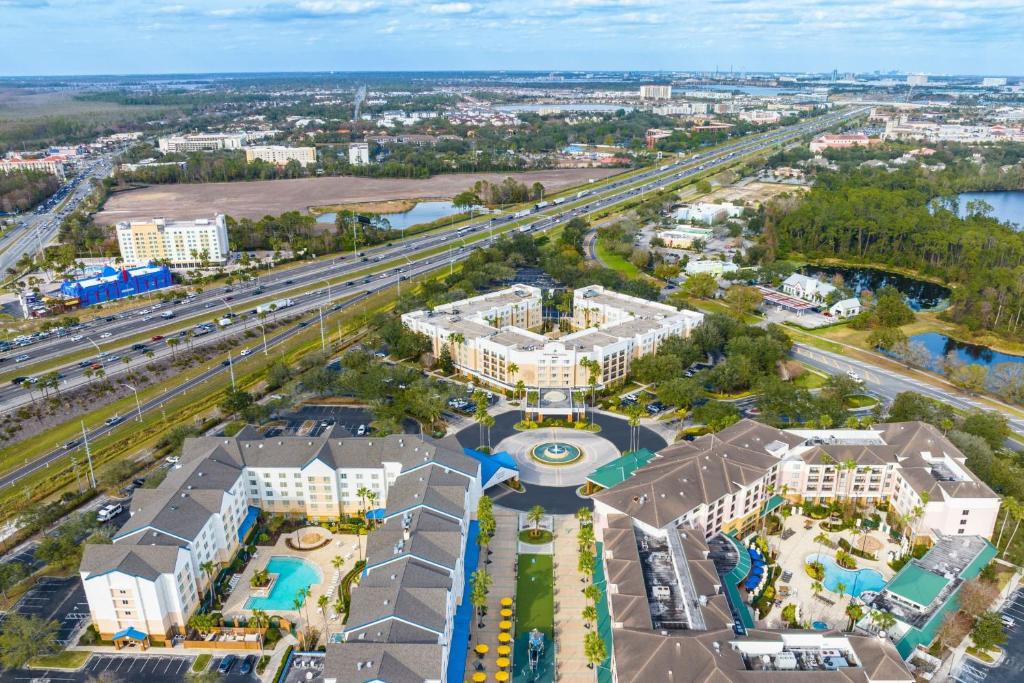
1, 0, 1022, 75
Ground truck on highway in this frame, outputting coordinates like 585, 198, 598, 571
256, 298, 294, 315
218, 317, 233, 327
534, 201, 550, 210
513, 209, 531, 219
552, 197, 565, 205
160, 311, 175, 319
518, 225, 533, 233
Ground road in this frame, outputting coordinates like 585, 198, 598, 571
0, 108, 864, 491
0, 155, 114, 278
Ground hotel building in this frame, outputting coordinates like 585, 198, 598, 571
157, 133, 245, 153
244, 145, 317, 166
115, 215, 230, 269
401, 285, 704, 399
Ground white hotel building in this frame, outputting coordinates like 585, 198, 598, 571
401, 285, 704, 400
80, 429, 511, 646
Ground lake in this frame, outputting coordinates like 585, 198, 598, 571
700, 84, 789, 96
950, 190, 1024, 229
800, 265, 950, 311
907, 331, 1024, 371
316, 200, 458, 230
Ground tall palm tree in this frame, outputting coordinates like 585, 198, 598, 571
200, 560, 216, 610
1002, 499, 1024, 559
365, 490, 378, 528
527, 505, 545, 539
996, 496, 1019, 550
507, 362, 519, 394
448, 332, 465, 367
318, 594, 330, 642
356, 486, 371, 520
813, 531, 830, 562
515, 379, 527, 419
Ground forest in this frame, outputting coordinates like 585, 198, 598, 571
763, 159, 1024, 339
0, 170, 60, 214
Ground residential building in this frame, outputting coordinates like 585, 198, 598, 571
781, 273, 837, 304
157, 133, 245, 153
645, 128, 673, 149
809, 133, 876, 153
652, 102, 710, 116
401, 285, 704, 406
658, 226, 714, 249
685, 259, 739, 276
0, 154, 68, 178
115, 215, 230, 269
639, 85, 672, 100
907, 74, 928, 86
79, 430, 509, 651
349, 142, 370, 165
244, 145, 317, 166
982, 77, 1007, 87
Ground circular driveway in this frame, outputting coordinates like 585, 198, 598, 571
454, 409, 667, 514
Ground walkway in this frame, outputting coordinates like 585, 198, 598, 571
463, 507, 518, 682
553, 515, 592, 683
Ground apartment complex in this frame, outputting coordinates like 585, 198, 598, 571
157, 133, 246, 153
401, 285, 704, 399
809, 133, 877, 153
244, 145, 317, 166
79, 430, 504, 653
639, 84, 673, 100
115, 215, 230, 269
593, 419, 999, 542
0, 154, 68, 177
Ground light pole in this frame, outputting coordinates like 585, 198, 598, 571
121, 383, 142, 422
257, 320, 268, 356
85, 336, 103, 356
318, 306, 326, 352
319, 278, 333, 305
81, 420, 96, 488
227, 351, 236, 390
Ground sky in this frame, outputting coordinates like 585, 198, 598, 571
2, 0, 1024, 77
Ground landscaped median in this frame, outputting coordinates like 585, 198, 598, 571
27, 650, 90, 670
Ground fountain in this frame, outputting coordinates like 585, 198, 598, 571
530, 439, 583, 465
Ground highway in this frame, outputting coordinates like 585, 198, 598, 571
0, 108, 864, 490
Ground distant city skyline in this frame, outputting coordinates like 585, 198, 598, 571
1, 0, 1023, 77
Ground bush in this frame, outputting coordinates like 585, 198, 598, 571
805, 561, 825, 580
272, 646, 294, 683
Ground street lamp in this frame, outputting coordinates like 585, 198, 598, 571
121, 383, 142, 422
319, 277, 333, 305
318, 306, 326, 352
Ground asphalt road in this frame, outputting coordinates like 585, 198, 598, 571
0, 109, 864, 493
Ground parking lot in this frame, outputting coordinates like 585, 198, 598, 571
210, 655, 260, 679
0, 576, 90, 646
269, 404, 418, 437
86, 654, 195, 679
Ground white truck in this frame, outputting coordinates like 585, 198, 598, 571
518, 225, 533, 233
513, 209, 531, 219
552, 197, 565, 205
256, 298, 293, 315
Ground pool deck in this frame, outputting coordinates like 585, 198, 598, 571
221, 531, 366, 632
763, 514, 900, 630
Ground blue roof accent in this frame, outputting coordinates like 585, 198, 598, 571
447, 519, 480, 683
365, 508, 386, 521
462, 448, 518, 487
113, 626, 148, 641
238, 506, 259, 542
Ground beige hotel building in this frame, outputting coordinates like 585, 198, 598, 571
115, 215, 230, 269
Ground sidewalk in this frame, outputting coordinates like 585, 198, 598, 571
463, 507, 518, 680
552, 515, 592, 683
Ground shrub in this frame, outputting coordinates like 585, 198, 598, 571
272, 646, 294, 683
805, 561, 825, 580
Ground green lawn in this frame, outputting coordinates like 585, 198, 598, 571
28, 650, 90, 669
192, 654, 212, 673
519, 529, 553, 544
792, 368, 830, 389
594, 237, 642, 278
515, 553, 554, 638
844, 394, 879, 409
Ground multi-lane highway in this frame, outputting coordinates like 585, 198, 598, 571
0, 108, 863, 490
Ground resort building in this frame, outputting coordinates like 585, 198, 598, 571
0, 153, 68, 177
157, 133, 245, 153
115, 215, 230, 269
782, 273, 838, 304
809, 133, 877, 153
79, 429, 512, 653
657, 225, 714, 249
401, 285, 704, 399
244, 145, 317, 166
593, 419, 999, 544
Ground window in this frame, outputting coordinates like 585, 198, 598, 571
962, 509, 969, 515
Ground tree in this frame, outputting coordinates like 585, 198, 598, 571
582, 604, 598, 629
471, 568, 492, 627
971, 611, 1008, 651
0, 613, 59, 668
200, 560, 216, 609
725, 285, 764, 318
656, 376, 703, 411
219, 388, 255, 418
527, 505, 545, 538
870, 610, 896, 633
949, 363, 989, 395
584, 631, 607, 669
845, 603, 864, 632
682, 272, 718, 299
188, 612, 218, 636
583, 583, 601, 605
318, 594, 330, 640
578, 550, 596, 584
576, 507, 593, 527
0, 561, 29, 601
958, 578, 999, 618
691, 400, 740, 432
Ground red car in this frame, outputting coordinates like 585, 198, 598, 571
151, 335, 165, 341
90, 362, 103, 370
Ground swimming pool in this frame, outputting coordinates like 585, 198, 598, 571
807, 553, 886, 598
245, 556, 322, 611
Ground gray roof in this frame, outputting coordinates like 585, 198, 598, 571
324, 642, 445, 683
366, 507, 464, 572
383, 463, 470, 519
345, 557, 453, 641
80, 543, 182, 580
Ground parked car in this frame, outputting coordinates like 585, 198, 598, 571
218, 655, 237, 674
97, 503, 123, 522
239, 655, 257, 675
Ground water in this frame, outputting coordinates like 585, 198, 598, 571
800, 264, 949, 311
906, 332, 1024, 371
316, 200, 458, 230
245, 556, 322, 611
950, 191, 1024, 230
807, 553, 887, 598
495, 103, 634, 113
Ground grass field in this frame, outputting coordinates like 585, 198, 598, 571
792, 368, 829, 389
515, 553, 554, 638
845, 394, 879, 409
28, 650, 90, 670
594, 237, 642, 278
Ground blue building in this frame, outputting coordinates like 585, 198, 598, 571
60, 264, 173, 307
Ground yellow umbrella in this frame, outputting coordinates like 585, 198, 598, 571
499, 620, 512, 631
497, 645, 511, 656
495, 672, 509, 682
500, 597, 513, 608
498, 632, 512, 643
475, 643, 490, 656
496, 657, 510, 669
500, 608, 513, 618
472, 673, 487, 683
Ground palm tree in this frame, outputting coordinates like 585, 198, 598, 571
507, 362, 519, 394
365, 490, 378, 528
318, 594, 330, 641
167, 337, 180, 361
356, 486, 371, 519
1002, 499, 1024, 559
626, 405, 643, 452
995, 496, 1019, 550
471, 569, 492, 628
527, 505, 545, 539
448, 332, 465, 367
515, 379, 527, 419
200, 560, 216, 610
813, 531, 830, 562
837, 581, 847, 598
576, 507, 592, 528
248, 609, 270, 655
812, 581, 824, 598
332, 555, 345, 575
584, 631, 607, 669
582, 604, 598, 629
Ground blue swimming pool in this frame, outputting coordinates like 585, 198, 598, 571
807, 553, 886, 598
245, 557, 322, 611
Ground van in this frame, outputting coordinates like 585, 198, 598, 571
97, 503, 123, 522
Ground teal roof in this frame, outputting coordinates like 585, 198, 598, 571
893, 540, 997, 659
586, 449, 657, 489
594, 542, 613, 683
760, 494, 786, 518
885, 563, 950, 607
723, 532, 755, 629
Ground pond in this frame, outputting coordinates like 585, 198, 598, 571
800, 264, 950, 311
906, 332, 1024, 371
949, 191, 1024, 230
316, 200, 458, 230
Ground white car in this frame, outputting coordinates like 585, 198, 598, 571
847, 370, 864, 384
70, 335, 83, 342
100, 332, 112, 339
239, 348, 251, 357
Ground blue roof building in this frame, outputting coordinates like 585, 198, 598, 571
60, 264, 172, 307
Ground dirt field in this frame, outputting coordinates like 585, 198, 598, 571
705, 180, 808, 206
97, 168, 624, 223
